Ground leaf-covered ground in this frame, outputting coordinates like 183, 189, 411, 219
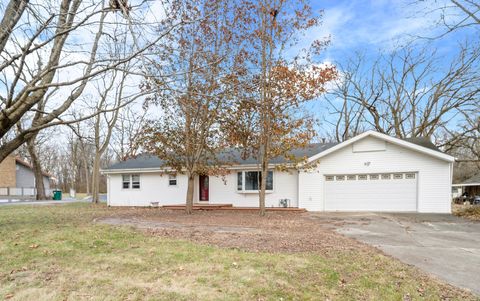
0, 203, 477, 301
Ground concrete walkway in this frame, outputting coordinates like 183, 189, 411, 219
311, 212, 480, 295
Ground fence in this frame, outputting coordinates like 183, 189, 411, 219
0, 187, 53, 199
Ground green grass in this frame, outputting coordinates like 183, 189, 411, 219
0, 203, 476, 301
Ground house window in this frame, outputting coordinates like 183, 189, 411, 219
347, 175, 356, 180
245, 171, 259, 190
169, 174, 177, 186
325, 176, 334, 181
405, 173, 415, 179
131, 174, 140, 189
122, 174, 140, 189
336, 175, 345, 181
237, 172, 242, 191
237, 171, 273, 191
122, 175, 130, 189
370, 174, 379, 180
358, 174, 367, 180
381, 174, 391, 180
393, 173, 403, 179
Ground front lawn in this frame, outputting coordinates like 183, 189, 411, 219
0, 203, 476, 300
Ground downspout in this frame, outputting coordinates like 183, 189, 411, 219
107, 174, 110, 206
450, 160, 454, 213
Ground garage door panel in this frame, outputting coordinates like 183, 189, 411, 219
325, 174, 417, 212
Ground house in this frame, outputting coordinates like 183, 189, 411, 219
452, 173, 480, 197
102, 131, 455, 213
0, 155, 52, 198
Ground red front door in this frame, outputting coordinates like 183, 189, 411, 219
199, 175, 209, 201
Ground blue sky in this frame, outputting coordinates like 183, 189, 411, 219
302, 0, 479, 137
311, 0, 477, 64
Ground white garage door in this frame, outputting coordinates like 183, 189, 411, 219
324, 173, 417, 212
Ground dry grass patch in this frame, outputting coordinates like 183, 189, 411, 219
453, 204, 480, 221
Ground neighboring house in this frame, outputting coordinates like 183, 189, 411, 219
0, 155, 52, 197
453, 173, 480, 197
102, 131, 455, 213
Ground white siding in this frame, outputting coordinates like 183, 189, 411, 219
107, 169, 299, 207
108, 173, 197, 206
298, 136, 452, 213
209, 169, 298, 207
352, 138, 386, 152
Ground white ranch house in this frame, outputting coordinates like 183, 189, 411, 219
102, 131, 454, 213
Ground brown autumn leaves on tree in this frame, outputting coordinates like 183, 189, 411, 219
141, 0, 248, 214
140, 0, 336, 215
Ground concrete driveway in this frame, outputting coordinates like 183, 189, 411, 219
310, 212, 480, 295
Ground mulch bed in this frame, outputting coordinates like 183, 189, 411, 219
98, 208, 369, 254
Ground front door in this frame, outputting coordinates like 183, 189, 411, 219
199, 175, 209, 201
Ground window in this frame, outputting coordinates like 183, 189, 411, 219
122, 175, 130, 189
370, 174, 379, 180
336, 175, 345, 181
325, 176, 334, 181
169, 174, 177, 186
132, 174, 140, 189
237, 171, 273, 191
405, 173, 415, 179
381, 174, 391, 180
237, 172, 242, 191
245, 171, 259, 190
347, 175, 356, 181
358, 174, 367, 180
393, 173, 403, 179
122, 174, 140, 189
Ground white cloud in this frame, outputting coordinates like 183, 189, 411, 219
305, 0, 463, 55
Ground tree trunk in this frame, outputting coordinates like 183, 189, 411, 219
26, 135, 47, 200
259, 154, 268, 216
82, 151, 90, 195
185, 173, 195, 214
0, 0, 29, 53
91, 152, 101, 203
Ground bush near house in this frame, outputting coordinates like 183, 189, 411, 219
454, 204, 480, 221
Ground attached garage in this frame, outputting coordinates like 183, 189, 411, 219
324, 172, 417, 212
298, 131, 455, 213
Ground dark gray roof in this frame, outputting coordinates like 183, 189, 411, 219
107, 154, 164, 170
456, 173, 480, 185
105, 142, 338, 170
105, 135, 445, 171
403, 137, 442, 152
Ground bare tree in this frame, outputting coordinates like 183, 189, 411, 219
323, 58, 368, 142
426, 0, 479, 36
111, 106, 147, 160
91, 69, 127, 204
0, 0, 180, 162
326, 43, 480, 144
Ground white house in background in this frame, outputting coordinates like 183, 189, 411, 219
102, 131, 455, 213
